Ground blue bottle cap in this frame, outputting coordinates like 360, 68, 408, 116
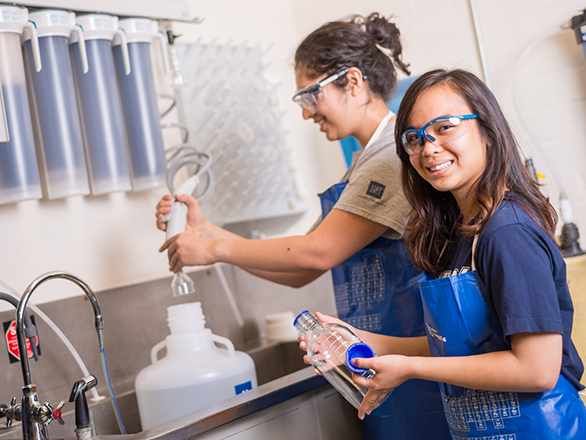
345, 342, 375, 374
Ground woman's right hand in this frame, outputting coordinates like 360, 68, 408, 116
155, 194, 209, 236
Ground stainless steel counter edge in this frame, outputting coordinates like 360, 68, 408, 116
33, 367, 327, 440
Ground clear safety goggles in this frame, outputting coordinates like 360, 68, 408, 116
401, 114, 479, 156
292, 67, 350, 111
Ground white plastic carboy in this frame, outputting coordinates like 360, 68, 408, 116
294, 310, 383, 410
135, 302, 257, 430
113, 18, 168, 192
0, 5, 42, 204
23, 9, 90, 199
70, 14, 132, 196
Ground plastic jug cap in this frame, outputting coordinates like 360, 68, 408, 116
345, 342, 375, 374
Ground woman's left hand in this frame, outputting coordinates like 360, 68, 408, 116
350, 354, 413, 419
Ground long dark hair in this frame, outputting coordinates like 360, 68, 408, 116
394, 69, 558, 275
295, 13, 410, 101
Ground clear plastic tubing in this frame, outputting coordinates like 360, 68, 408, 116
70, 14, 132, 196
0, 5, 42, 204
23, 9, 90, 199
113, 18, 168, 192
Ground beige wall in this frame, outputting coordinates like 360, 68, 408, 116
1, 0, 585, 310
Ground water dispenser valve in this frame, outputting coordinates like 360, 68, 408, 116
69, 375, 98, 440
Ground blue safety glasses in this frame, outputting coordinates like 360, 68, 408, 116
401, 114, 479, 156
292, 67, 351, 111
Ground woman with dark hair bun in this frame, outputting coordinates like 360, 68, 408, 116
338, 68, 586, 439
157, 14, 450, 439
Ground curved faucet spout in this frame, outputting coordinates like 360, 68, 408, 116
15, 271, 104, 387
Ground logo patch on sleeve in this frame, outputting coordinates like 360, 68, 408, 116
366, 181, 385, 199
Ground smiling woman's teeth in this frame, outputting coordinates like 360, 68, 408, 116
429, 161, 452, 172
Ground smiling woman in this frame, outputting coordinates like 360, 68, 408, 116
404, 85, 488, 209
343, 68, 586, 440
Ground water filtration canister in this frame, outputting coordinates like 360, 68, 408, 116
70, 14, 132, 195
23, 9, 89, 199
0, 5, 42, 204
113, 18, 168, 192
135, 302, 257, 430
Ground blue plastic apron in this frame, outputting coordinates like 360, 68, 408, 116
319, 182, 451, 440
418, 237, 586, 439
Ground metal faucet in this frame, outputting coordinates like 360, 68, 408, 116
15, 271, 104, 440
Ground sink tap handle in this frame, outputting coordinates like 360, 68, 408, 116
0, 403, 10, 429
0, 397, 21, 429
41, 401, 65, 426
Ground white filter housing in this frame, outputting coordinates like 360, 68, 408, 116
135, 302, 257, 430
0, 5, 42, 204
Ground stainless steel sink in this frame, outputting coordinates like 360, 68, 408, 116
0, 341, 367, 440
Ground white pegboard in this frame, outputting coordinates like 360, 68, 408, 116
173, 40, 306, 230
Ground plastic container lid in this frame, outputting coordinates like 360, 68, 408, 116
74, 14, 120, 41
345, 342, 375, 375
117, 18, 160, 43
265, 311, 298, 343
0, 5, 29, 33
27, 9, 77, 38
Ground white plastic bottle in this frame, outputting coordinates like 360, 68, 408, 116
135, 302, 257, 430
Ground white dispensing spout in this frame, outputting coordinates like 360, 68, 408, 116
164, 175, 199, 296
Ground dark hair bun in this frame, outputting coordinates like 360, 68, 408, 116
295, 13, 410, 101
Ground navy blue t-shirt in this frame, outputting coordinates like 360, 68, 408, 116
439, 199, 584, 390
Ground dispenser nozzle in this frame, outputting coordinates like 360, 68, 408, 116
171, 271, 195, 296
69, 375, 97, 435
165, 175, 200, 296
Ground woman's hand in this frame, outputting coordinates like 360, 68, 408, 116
155, 194, 209, 236
297, 335, 316, 372
159, 234, 216, 272
351, 354, 413, 419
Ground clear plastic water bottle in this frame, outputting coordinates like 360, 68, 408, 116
294, 310, 381, 410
